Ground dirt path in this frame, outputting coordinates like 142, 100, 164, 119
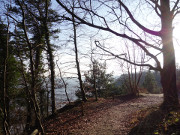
45, 94, 163, 135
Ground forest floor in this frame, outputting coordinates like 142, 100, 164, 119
44, 94, 164, 135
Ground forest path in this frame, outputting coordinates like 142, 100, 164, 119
45, 94, 163, 135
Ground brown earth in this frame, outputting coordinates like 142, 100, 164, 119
44, 94, 163, 135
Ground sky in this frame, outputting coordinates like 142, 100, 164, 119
1, 0, 180, 78
173, 22, 180, 64
52, 0, 180, 78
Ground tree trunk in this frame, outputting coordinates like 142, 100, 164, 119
90, 46, 98, 101
160, 0, 179, 108
17, 46, 33, 134
17, 0, 44, 133
2, 17, 10, 135
46, 90, 49, 117
72, 8, 87, 102
25, 101, 32, 134
93, 69, 98, 101
56, 62, 71, 104
35, 47, 41, 78
44, 0, 56, 115
16, 39, 32, 134
92, 62, 98, 101
46, 30, 56, 115
28, 24, 44, 135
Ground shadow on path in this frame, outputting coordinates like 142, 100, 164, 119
129, 108, 180, 135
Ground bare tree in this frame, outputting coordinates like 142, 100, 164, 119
56, 0, 180, 108
72, 2, 87, 102
56, 58, 71, 104
120, 42, 145, 96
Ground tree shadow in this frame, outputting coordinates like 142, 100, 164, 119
128, 107, 180, 135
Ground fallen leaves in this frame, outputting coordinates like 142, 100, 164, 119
44, 95, 163, 135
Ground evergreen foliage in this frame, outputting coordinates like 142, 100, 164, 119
143, 71, 161, 94
0, 19, 21, 134
114, 71, 162, 95
76, 60, 118, 98
0, 0, 60, 133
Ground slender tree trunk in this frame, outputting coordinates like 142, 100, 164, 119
16, 38, 32, 133
46, 90, 49, 116
45, 27, 56, 115
64, 81, 70, 104
29, 39, 44, 135
27, 23, 44, 135
17, 1, 44, 133
44, 79, 49, 117
25, 100, 32, 133
92, 62, 98, 100
90, 45, 98, 101
2, 16, 10, 135
93, 67, 98, 101
44, 0, 56, 115
72, 12, 87, 102
35, 47, 41, 77
56, 61, 70, 104
136, 71, 142, 97
160, 0, 179, 108
16, 37, 33, 133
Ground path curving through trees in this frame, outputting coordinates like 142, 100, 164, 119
45, 94, 163, 135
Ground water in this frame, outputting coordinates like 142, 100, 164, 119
8, 78, 79, 134
55, 78, 79, 109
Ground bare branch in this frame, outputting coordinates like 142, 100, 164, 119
56, 0, 162, 70
138, 39, 162, 51
5, 13, 20, 23
95, 41, 160, 71
145, 0, 161, 17
172, 0, 180, 13
173, 10, 180, 18
118, 0, 161, 36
